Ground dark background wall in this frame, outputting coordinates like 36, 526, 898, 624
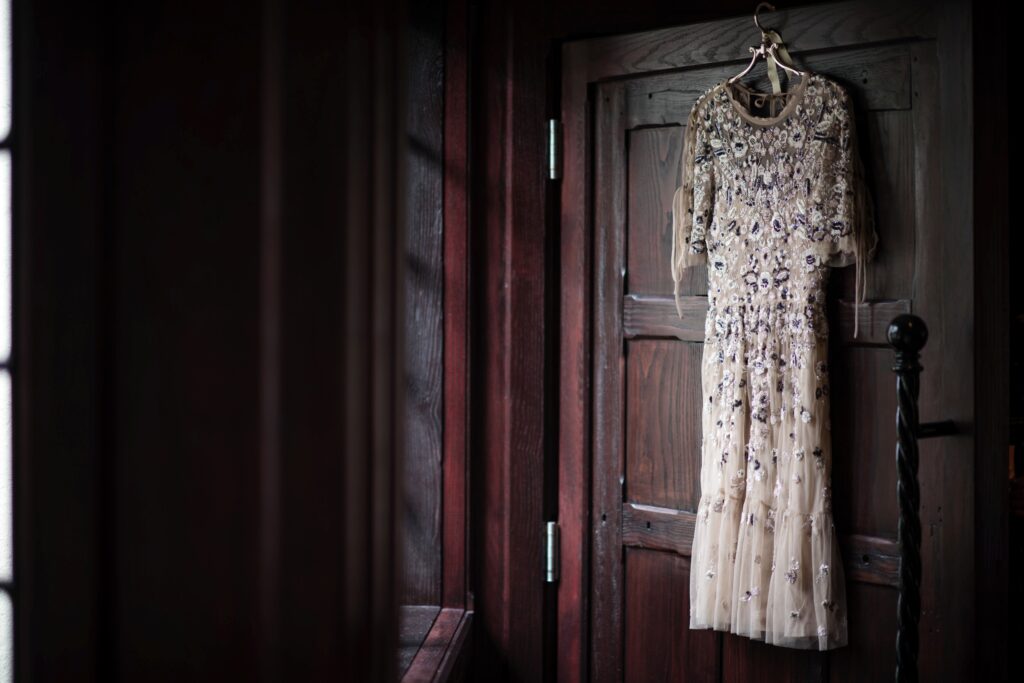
20, 0, 405, 680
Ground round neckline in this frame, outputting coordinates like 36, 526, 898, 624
723, 71, 812, 127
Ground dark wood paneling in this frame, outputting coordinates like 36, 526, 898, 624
864, 112, 916, 301
722, 632, 826, 683
622, 43, 913, 130
567, 2, 934, 82
827, 583, 898, 682
470, 0, 548, 679
626, 126, 696, 297
830, 347, 900, 539
625, 340, 702, 511
624, 549, 719, 683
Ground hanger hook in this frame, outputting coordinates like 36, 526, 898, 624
753, 2, 776, 37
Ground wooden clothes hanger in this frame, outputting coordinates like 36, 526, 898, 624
728, 2, 806, 100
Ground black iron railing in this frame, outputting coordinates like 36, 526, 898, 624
887, 314, 957, 683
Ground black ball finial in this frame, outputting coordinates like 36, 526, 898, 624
887, 313, 928, 353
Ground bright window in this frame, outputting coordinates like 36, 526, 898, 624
0, 0, 13, 679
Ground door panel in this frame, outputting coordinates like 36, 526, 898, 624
624, 340, 703, 512
627, 128, 693, 297
559, 2, 973, 681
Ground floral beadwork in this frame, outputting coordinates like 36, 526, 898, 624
784, 557, 800, 584
740, 586, 760, 602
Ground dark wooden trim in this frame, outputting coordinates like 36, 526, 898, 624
840, 533, 902, 588
623, 295, 912, 344
589, 79, 627, 683
470, 0, 548, 679
619, 502, 901, 586
557, 34, 592, 683
570, 1, 936, 84
443, 0, 471, 612
623, 295, 709, 342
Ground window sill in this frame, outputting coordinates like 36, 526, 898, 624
401, 607, 473, 683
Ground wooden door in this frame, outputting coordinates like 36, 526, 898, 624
558, 2, 974, 681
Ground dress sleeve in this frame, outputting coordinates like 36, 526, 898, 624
670, 96, 714, 319
820, 88, 879, 339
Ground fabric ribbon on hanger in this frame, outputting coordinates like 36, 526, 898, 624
763, 28, 797, 97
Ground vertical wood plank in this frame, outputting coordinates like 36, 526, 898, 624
722, 633, 826, 683
591, 81, 627, 683
471, 0, 548, 679
558, 39, 593, 683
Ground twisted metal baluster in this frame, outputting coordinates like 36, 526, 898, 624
888, 314, 927, 683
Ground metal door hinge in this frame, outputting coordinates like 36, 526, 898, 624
544, 521, 560, 583
547, 119, 562, 180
